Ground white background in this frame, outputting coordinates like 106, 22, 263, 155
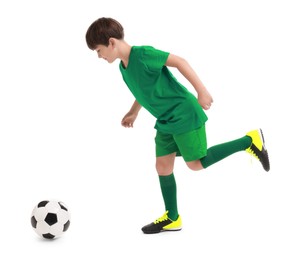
0, 0, 291, 259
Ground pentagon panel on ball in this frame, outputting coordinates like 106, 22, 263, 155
31, 200, 71, 239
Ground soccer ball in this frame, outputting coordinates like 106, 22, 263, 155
31, 200, 71, 239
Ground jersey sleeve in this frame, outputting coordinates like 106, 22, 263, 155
141, 46, 170, 71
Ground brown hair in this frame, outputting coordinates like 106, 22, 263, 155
85, 17, 124, 50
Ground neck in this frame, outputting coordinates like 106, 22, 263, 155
117, 40, 132, 68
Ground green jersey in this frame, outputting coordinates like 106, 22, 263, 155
119, 46, 208, 134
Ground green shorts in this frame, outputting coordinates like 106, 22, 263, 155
155, 125, 207, 162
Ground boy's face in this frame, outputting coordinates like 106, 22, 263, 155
94, 43, 116, 63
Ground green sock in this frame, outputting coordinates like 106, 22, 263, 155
159, 173, 178, 221
200, 136, 252, 168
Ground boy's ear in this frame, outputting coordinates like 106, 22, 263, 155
108, 38, 116, 47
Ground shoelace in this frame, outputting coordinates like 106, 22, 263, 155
154, 212, 169, 224
246, 147, 260, 160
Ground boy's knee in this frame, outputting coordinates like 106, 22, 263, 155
156, 162, 174, 176
186, 160, 204, 171
155, 153, 176, 176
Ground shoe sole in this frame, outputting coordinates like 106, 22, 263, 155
143, 228, 182, 234
257, 129, 270, 171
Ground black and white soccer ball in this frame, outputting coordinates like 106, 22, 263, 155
31, 200, 71, 239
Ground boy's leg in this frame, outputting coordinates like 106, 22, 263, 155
181, 127, 270, 172
141, 133, 182, 234
156, 153, 178, 221
199, 136, 252, 168
154, 132, 179, 221
199, 129, 270, 171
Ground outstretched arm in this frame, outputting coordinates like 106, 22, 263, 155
165, 54, 213, 110
121, 100, 142, 128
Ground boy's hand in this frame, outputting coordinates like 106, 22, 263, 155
198, 90, 213, 110
121, 112, 138, 128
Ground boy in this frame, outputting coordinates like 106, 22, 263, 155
85, 17, 270, 234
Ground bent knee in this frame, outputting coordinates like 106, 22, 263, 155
186, 160, 204, 171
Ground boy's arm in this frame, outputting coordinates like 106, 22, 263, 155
165, 54, 213, 110
129, 100, 142, 114
121, 100, 142, 128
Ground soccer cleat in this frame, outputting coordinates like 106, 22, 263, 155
141, 211, 182, 234
246, 129, 270, 172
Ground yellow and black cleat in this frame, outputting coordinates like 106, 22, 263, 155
141, 211, 182, 234
246, 129, 270, 172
